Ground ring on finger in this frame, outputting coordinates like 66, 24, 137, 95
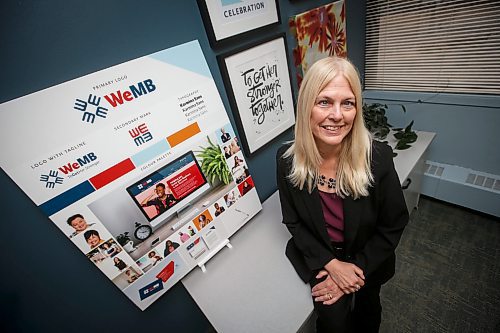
326, 293, 333, 300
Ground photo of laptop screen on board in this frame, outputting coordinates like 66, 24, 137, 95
126, 151, 210, 227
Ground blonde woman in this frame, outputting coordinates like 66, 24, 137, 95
276, 57, 408, 332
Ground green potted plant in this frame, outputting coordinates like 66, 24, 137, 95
196, 136, 232, 185
393, 120, 418, 150
362, 102, 417, 154
362, 102, 393, 140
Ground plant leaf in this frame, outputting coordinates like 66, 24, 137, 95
405, 120, 414, 133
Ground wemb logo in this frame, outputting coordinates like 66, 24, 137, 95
129, 123, 153, 146
58, 153, 98, 175
73, 79, 157, 124
40, 170, 64, 188
104, 79, 156, 108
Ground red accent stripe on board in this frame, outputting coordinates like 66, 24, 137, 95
89, 159, 135, 189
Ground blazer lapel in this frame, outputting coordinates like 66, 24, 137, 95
343, 195, 361, 253
300, 187, 332, 246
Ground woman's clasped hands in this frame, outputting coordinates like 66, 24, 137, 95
312, 259, 365, 305
326, 258, 365, 294
311, 270, 344, 305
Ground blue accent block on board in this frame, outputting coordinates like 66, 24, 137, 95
139, 279, 164, 300
149, 40, 212, 78
39, 181, 95, 216
131, 140, 170, 166
222, 0, 242, 5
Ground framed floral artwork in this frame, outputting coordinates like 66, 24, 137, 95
198, 0, 280, 47
289, 0, 347, 88
218, 34, 295, 156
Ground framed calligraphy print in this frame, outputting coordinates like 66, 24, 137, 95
218, 34, 295, 156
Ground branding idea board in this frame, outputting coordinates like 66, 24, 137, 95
0, 41, 262, 310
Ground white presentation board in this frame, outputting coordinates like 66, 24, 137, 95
0, 40, 262, 310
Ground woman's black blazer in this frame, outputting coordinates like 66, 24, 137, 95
276, 141, 409, 285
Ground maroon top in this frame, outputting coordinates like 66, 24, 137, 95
318, 190, 344, 242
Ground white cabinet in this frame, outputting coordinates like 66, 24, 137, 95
401, 154, 425, 213
385, 131, 436, 213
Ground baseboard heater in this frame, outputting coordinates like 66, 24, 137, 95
421, 161, 500, 218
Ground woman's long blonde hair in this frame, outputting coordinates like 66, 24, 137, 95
284, 57, 373, 199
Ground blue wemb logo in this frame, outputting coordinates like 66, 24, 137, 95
40, 170, 64, 188
74, 94, 109, 124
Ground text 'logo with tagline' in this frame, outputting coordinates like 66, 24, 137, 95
73, 79, 157, 124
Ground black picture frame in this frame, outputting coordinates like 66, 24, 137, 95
197, 0, 281, 48
218, 33, 296, 156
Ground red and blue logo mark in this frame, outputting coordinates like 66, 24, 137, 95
129, 123, 153, 146
73, 79, 157, 124
139, 279, 164, 301
137, 179, 152, 190
39, 152, 98, 188
186, 237, 201, 250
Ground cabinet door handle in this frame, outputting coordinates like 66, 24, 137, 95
402, 178, 412, 190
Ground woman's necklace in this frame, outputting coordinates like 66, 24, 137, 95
317, 174, 336, 189
318, 149, 339, 191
